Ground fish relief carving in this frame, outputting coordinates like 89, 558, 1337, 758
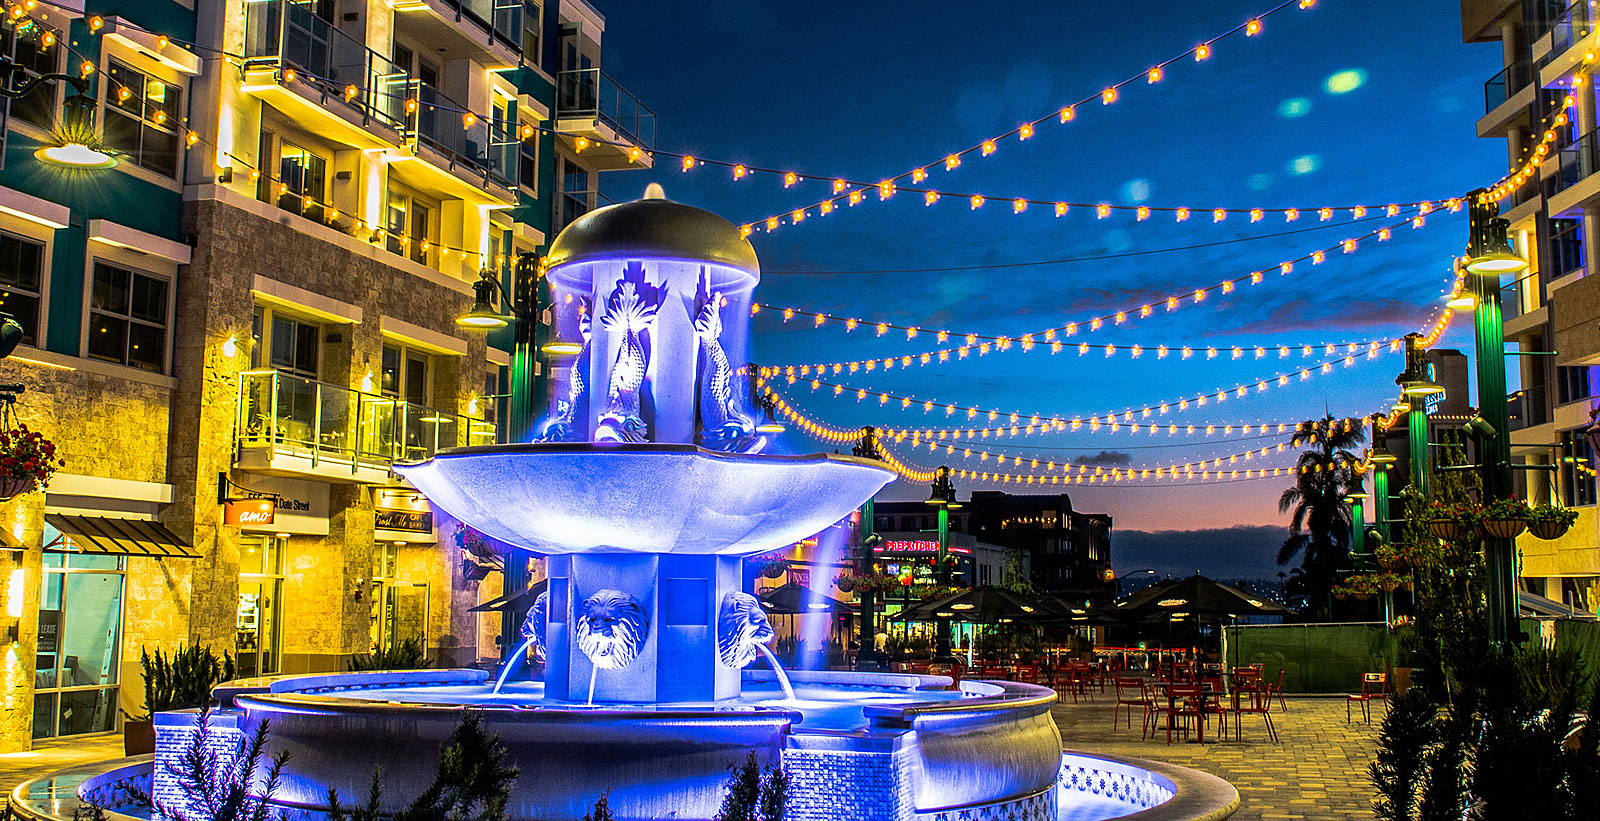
537, 298, 594, 442
695, 289, 753, 450
596, 262, 661, 442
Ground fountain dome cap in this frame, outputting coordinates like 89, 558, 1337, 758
546, 197, 759, 276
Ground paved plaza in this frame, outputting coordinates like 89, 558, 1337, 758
1055, 694, 1382, 821
2, 695, 1382, 821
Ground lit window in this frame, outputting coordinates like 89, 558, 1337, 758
88, 262, 169, 372
104, 60, 183, 177
0, 232, 45, 348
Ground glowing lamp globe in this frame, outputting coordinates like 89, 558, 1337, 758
35, 142, 117, 169
1464, 251, 1528, 275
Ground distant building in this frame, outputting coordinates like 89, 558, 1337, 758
871, 491, 1114, 603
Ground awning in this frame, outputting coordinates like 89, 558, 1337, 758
1518, 589, 1598, 621
44, 514, 199, 559
468, 578, 548, 613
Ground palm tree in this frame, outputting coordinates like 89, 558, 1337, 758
1278, 415, 1365, 619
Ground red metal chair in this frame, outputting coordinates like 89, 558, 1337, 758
1232, 683, 1277, 742
1346, 672, 1387, 723
1162, 683, 1223, 744
1269, 667, 1288, 712
1112, 677, 1154, 738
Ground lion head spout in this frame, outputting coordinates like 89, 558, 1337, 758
717, 591, 774, 668
518, 591, 549, 661
575, 589, 650, 670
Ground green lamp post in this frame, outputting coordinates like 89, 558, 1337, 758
854, 427, 884, 671
925, 465, 961, 665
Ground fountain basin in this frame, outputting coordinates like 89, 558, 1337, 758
394, 444, 893, 555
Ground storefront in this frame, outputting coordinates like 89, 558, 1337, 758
228, 475, 328, 677
371, 488, 437, 658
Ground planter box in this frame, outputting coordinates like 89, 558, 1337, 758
124, 718, 155, 755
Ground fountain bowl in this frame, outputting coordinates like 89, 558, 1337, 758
394, 443, 893, 555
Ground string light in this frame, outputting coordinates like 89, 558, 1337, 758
754, 212, 1435, 353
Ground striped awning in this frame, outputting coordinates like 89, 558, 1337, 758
44, 514, 199, 559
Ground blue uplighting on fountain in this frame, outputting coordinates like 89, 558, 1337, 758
132, 191, 1227, 821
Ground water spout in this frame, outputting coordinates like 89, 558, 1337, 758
756, 643, 796, 702
492, 637, 538, 695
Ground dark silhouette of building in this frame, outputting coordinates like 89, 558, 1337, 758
871, 491, 1114, 603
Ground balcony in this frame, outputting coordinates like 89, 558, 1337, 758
241, 0, 409, 149
1552, 1, 1597, 58
396, 81, 518, 199
1485, 60, 1532, 113
235, 370, 495, 483
554, 69, 656, 170
1545, 126, 1600, 216
389, 0, 523, 67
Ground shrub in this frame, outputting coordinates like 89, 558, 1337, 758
349, 638, 429, 671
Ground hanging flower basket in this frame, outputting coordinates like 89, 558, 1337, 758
759, 558, 788, 579
0, 475, 35, 503
1477, 518, 1528, 540
1331, 587, 1352, 600
1375, 545, 1404, 570
1428, 518, 1472, 543
1376, 574, 1402, 592
1351, 590, 1373, 601
1528, 519, 1572, 540
834, 575, 855, 593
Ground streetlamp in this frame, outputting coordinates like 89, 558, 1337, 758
924, 465, 961, 665
1114, 568, 1156, 596
1465, 190, 1528, 652
456, 252, 558, 659
0, 56, 116, 170
1396, 333, 1436, 498
1368, 419, 1396, 544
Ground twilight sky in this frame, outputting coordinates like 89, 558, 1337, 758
585, 0, 1501, 570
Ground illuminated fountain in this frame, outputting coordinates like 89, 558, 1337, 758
89, 194, 1238, 821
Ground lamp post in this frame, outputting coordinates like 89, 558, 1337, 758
854, 427, 883, 671
457, 251, 555, 659
1114, 568, 1156, 596
925, 465, 961, 665
1397, 333, 1441, 498
1368, 419, 1396, 543
1465, 190, 1528, 652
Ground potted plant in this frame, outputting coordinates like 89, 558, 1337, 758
1347, 574, 1374, 600
1375, 573, 1402, 593
756, 556, 788, 579
1476, 496, 1530, 540
1426, 500, 1477, 543
1526, 502, 1578, 540
123, 645, 234, 755
0, 423, 63, 502
1374, 544, 1404, 570
1332, 586, 1352, 600
833, 574, 855, 593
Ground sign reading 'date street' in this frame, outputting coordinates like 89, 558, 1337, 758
223, 498, 276, 526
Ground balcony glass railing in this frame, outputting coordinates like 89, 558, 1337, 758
243, 0, 409, 131
236, 371, 495, 475
1548, 125, 1600, 198
446, 0, 523, 51
409, 81, 516, 188
1552, 1, 1597, 56
556, 68, 656, 151
1484, 59, 1532, 113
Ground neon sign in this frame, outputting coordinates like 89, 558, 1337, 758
883, 539, 971, 554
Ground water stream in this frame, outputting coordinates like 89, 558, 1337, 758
756, 644, 796, 701
492, 637, 537, 695
587, 664, 600, 706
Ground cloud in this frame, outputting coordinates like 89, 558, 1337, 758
1073, 450, 1133, 467
1115, 525, 1287, 580
1212, 298, 1425, 336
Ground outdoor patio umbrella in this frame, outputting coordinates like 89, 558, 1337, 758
757, 582, 852, 615
891, 585, 1068, 624
1107, 574, 1294, 620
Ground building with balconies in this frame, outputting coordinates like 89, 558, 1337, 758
1462, 0, 1600, 614
0, 0, 654, 750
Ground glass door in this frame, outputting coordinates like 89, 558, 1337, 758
33, 549, 125, 739
237, 535, 284, 678
369, 543, 429, 656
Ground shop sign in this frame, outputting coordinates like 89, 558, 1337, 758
37, 609, 59, 653
375, 509, 433, 534
236, 476, 329, 536
883, 539, 971, 555
788, 568, 810, 588
224, 498, 276, 526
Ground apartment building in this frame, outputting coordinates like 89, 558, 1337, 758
1462, 0, 1600, 613
0, 0, 652, 750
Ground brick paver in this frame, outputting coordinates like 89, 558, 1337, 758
0, 733, 127, 796
1054, 693, 1381, 821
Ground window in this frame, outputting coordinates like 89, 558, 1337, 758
0, 232, 44, 347
33, 549, 124, 739
385, 187, 435, 267
1549, 218, 1583, 280
1, 20, 61, 129
522, 1, 541, 58
1558, 366, 1593, 405
561, 163, 589, 228
278, 142, 328, 223
518, 127, 539, 191
381, 343, 431, 405
269, 313, 320, 379
1562, 430, 1597, 506
88, 262, 168, 372
369, 543, 430, 656
104, 60, 182, 177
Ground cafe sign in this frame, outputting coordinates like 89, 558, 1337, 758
223, 498, 276, 526
376, 509, 433, 534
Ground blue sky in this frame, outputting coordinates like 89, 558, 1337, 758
585, 0, 1502, 552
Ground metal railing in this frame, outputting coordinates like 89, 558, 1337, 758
555, 68, 656, 151
409, 81, 517, 189
1552, 1, 1597, 56
446, 0, 523, 51
1548, 125, 1600, 198
1484, 59, 1532, 113
236, 371, 495, 475
242, 0, 409, 131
